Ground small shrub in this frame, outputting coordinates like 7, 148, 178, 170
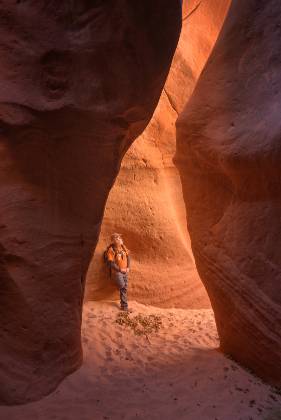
115, 312, 162, 338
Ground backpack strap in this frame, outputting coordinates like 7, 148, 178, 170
121, 244, 129, 255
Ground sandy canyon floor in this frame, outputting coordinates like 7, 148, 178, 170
1, 301, 280, 420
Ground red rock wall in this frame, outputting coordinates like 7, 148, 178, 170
175, 0, 281, 385
0, 1, 181, 404
85, 0, 230, 309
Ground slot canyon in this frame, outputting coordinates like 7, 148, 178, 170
0, 0, 280, 419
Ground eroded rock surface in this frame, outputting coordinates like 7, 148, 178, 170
175, 0, 281, 385
0, 1, 181, 404
85, 0, 230, 309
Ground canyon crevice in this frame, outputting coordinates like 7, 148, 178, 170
85, 0, 231, 309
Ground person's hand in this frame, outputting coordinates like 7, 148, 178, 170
126, 268, 130, 273
121, 268, 127, 273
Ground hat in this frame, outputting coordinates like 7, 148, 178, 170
111, 232, 122, 240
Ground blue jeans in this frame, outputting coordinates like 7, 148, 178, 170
113, 271, 128, 309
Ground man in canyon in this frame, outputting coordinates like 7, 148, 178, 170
105, 233, 132, 312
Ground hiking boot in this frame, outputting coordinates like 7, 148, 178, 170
120, 306, 132, 313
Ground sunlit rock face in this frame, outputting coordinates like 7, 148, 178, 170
176, 0, 281, 385
165, 0, 232, 113
85, 0, 230, 309
0, 1, 181, 404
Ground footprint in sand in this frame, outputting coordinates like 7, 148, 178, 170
131, 343, 140, 350
99, 366, 108, 374
172, 334, 181, 339
105, 350, 112, 358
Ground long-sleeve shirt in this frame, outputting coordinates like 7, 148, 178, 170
106, 244, 130, 272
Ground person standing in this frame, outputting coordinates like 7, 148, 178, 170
105, 233, 131, 312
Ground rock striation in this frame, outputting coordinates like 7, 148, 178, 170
175, 0, 281, 385
85, 0, 230, 309
0, 1, 181, 404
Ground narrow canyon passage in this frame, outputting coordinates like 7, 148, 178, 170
0, 0, 280, 413
84, 0, 231, 311
84, 130, 211, 310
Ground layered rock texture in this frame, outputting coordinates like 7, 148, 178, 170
1, 0, 280, 406
0, 1, 181, 404
85, 0, 230, 309
175, 0, 281, 385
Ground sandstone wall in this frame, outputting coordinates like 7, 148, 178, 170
175, 0, 281, 386
85, 0, 230, 309
0, 1, 181, 404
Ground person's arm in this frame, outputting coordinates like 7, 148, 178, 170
106, 247, 120, 272
110, 261, 120, 272
105, 257, 120, 272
